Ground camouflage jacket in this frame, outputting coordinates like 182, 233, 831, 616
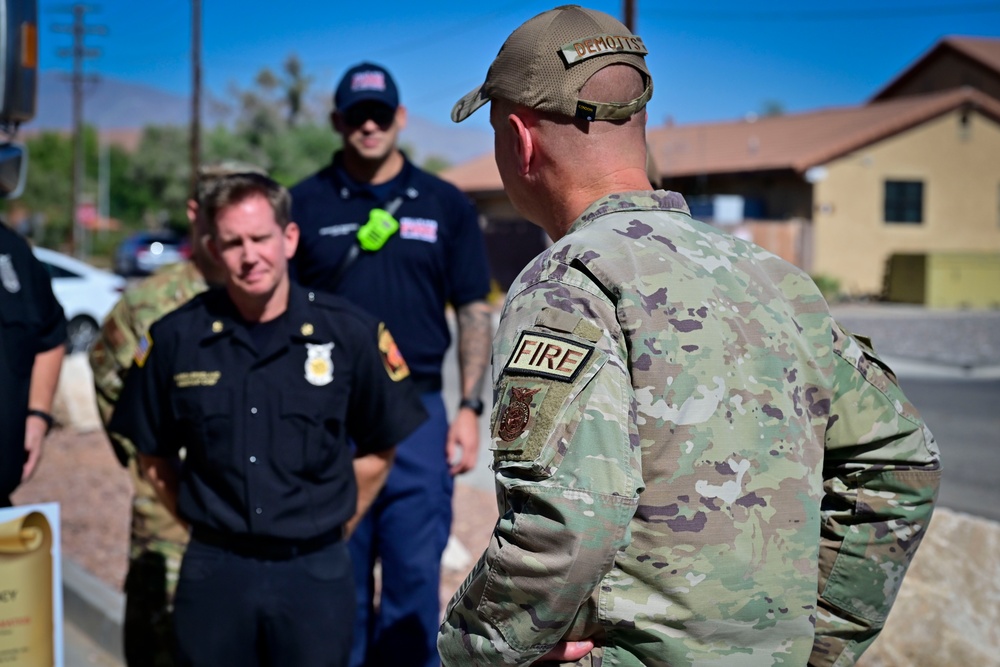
438, 191, 941, 667
90, 260, 208, 464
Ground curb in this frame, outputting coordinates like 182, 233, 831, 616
63, 557, 124, 663
881, 354, 1000, 380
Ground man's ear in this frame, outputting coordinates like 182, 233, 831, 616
284, 222, 300, 259
331, 110, 344, 134
508, 112, 534, 177
206, 234, 221, 263
395, 105, 408, 132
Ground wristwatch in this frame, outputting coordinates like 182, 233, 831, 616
27, 409, 55, 434
459, 397, 485, 416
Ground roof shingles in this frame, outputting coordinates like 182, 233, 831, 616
649, 87, 1000, 177
440, 48, 1000, 194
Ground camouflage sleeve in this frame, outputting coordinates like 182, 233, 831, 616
88, 294, 142, 466
811, 322, 942, 667
439, 284, 643, 665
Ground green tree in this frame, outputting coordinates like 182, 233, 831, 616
11, 56, 337, 248
281, 55, 313, 127
107, 143, 155, 227
204, 112, 339, 187
205, 56, 337, 186
19, 130, 75, 242
127, 126, 191, 229
17, 127, 106, 246
421, 155, 451, 175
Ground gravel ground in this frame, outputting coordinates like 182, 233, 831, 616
11, 428, 498, 608
13, 429, 131, 590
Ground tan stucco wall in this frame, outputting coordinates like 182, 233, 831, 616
811, 109, 1000, 296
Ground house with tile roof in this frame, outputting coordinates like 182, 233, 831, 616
442, 36, 1000, 300
871, 36, 1000, 103
649, 84, 1000, 296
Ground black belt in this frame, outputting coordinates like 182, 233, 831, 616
192, 525, 343, 560
411, 375, 442, 393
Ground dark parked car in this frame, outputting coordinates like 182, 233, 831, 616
114, 231, 190, 277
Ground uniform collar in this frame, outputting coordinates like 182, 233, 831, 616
570, 189, 692, 235
285, 283, 330, 345
328, 151, 421, 203
196, 283, 327, 351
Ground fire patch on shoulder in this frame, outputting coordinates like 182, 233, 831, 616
504, 332, 593, 382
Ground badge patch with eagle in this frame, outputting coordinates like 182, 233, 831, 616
304, 342, 334, 386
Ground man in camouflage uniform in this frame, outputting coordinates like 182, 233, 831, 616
440, 6, 941, 667
89, 162, 264, 666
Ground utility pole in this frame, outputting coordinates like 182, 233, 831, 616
52, 4, 105, 258
190, 0, 201, 199
623, 0, 636, 32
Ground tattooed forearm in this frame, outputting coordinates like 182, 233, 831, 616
456, 300, 493, 400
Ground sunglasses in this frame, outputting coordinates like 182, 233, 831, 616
342, 103, 396, 129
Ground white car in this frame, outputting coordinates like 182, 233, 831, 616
32, 246, 126, 354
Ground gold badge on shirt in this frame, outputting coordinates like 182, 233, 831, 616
304, 342, 334, 386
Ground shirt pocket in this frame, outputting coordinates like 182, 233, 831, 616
278, 387, 348, 478
171, 388, 233, 467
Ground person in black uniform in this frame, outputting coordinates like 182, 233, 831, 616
109, 173, 427, 667
291, 63, 493, 667
0, 222, 67, 507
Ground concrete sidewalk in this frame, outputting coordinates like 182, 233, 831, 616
63, 558, 124, 664
878, 353, 1000, 379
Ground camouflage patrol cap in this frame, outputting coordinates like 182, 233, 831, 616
452, 4, 652, 123
195, 161, 267, 202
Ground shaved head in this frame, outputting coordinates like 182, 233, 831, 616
579, 64, 647, 114
491, 64, 653, 238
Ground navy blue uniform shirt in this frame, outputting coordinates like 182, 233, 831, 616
109, 283, 428, 541
0, 224, 67, 499
291, 153, 491, 386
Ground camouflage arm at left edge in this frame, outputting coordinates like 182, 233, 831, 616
88, 296, 142, 465
811, 323, 942, 667
439, 309, 642, 666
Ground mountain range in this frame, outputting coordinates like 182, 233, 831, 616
27, 71, 492, 166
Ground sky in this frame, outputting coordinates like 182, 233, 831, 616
37, 0, 1000, 134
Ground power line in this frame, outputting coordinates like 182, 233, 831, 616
52, 3, 106, 258
288, 0, 538, 69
